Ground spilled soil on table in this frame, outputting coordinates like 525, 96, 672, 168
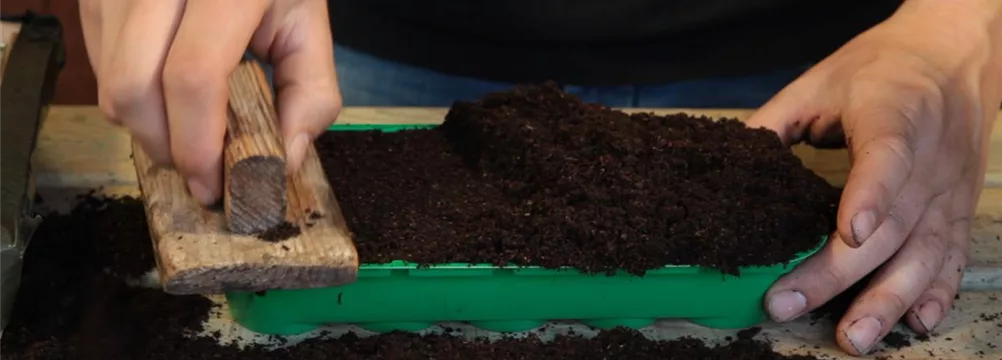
1, 195, 823, 359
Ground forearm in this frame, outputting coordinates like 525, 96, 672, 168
892, 0, 1002, 105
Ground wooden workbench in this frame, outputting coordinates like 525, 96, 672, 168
33, 106, 1002, 359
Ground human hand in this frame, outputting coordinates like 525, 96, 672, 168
746, 0, 1002, 356
80, 0, 342, 205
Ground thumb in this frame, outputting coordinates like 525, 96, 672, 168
256, 1, 341, 174
746, 73, 826, 146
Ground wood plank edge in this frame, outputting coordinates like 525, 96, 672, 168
162, 264, 359, 295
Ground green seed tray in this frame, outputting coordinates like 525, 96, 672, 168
225, 123, 828, 335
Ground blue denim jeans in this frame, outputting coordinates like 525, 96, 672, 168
260, 44, 810, 109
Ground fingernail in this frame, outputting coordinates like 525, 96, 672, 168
767, 290, 807, 322
285, 133, 310, 174
845, 316, 882, 354
186, 178, 216, 206
850, 211, 877, 246
916, 302, 943, 332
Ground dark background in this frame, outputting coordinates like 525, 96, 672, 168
3, 0, 94, 104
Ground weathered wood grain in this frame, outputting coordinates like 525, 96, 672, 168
128, 63, 358, 295
223, 61, 287, 234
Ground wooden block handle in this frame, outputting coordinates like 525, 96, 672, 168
224, 61, 287, 234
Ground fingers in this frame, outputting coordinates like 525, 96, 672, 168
764, 232, 898, 324
837, 90, 931, 248
903, 240, 965, 334
162, 0, 271, 205
834, 193, 951, 356
257, 0, 341, 173
78, 0, 105, 79
765, 183, 929, 322
94, 2, 129, 86
81, 0, 128, 123
85, 0, 332, 205
99, 0, 185, 165
904, 184, 976, 334
745, 73, 824, 146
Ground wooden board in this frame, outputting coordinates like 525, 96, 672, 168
222, 62, 289, 234
129, 62, 358, 295
133, 140, 358, 295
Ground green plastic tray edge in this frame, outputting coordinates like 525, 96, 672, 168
327, 123, 438, 132
326, 122, 828, 274
358, 236, 826, 274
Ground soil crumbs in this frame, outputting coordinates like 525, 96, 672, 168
318, 83, 840, 275
881, 331, 912, 349
255, 221, 301, 242
0, 195, 825, 359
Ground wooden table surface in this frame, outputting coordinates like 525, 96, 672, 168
33, 106, 1002, 359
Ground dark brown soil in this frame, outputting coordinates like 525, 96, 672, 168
0, 196, 824, 359
737, 326, 764, 340
318, 83, 840, 275
255, 221, 301, 242
45, 194, 155, 279
881, 331, 911, 349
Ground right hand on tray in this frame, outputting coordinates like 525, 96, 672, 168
80, 0, 342, 205
748, 1, 1000, 356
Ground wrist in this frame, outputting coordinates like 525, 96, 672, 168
894, 0, 1002, 53
897, 0, 1002, 121
889, 1, 1002, 95
900, 0, 1002, 27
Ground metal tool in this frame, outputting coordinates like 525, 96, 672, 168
0, 12, 65, 334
